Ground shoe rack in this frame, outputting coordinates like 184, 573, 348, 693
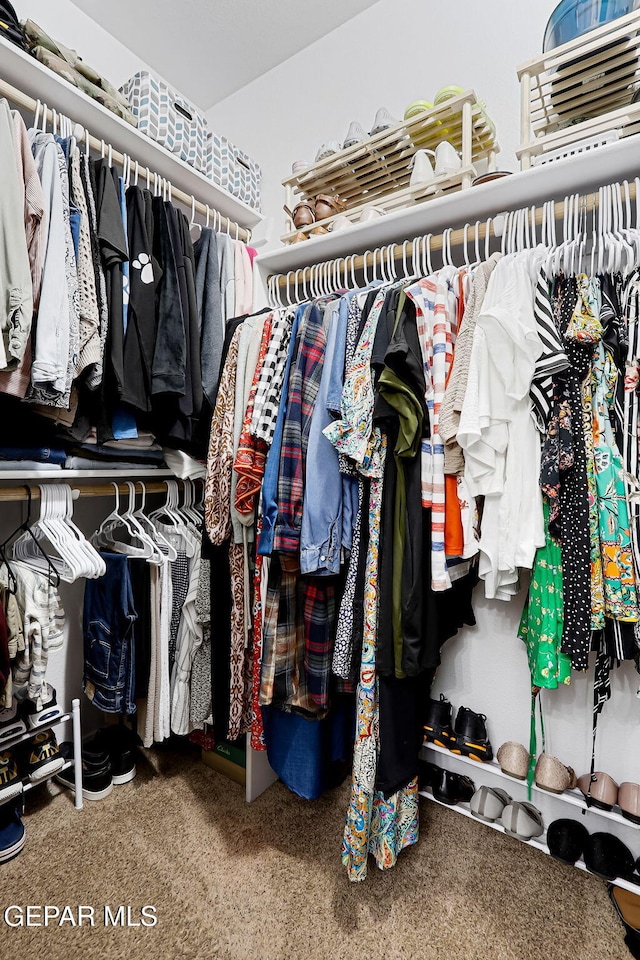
281, 91, 500, 244
2, 698, 83, 811
421, 743, 640, 894
518, 8, 640, 169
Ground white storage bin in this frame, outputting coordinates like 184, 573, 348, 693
120, 71, 209, 174
207, 133, 262, 211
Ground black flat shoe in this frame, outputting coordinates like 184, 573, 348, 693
547, 818, 589, 866
585, 832, 635, 881
432, 768, 476, 806
418, 760, 441, 791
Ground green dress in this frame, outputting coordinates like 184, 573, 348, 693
518, 500, 571, 689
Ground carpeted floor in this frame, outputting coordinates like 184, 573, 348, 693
2, 746, 629, 960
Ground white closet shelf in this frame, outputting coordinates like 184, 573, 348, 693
257, 134, 640, 275
0, 34, 264, 230
422, 743, 637, 828
0, 469, 176, 481
419, 787, 640, 894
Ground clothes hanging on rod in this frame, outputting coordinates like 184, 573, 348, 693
200, 179, 640, 881
0, 93, 258, 471
79, 479, 206, 743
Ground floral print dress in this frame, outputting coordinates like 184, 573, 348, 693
341, 438, 419, 881
590, 341, 639, 623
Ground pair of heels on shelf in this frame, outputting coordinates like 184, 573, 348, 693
408, 140, 462, 188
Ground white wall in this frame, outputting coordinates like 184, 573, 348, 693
206, 0, 555, 241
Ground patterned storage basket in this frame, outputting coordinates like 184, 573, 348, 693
120, 71, 209, 174
207, 133, 261, 211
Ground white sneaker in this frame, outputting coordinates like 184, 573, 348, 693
370, 107, 397, 135
315, 139, 341, 162
343, 121, 367, 149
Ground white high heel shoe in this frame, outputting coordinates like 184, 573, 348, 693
409, 149, 435, 187
434, 141, 462, 176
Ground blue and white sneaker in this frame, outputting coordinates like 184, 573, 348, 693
16, 683, 63, 730
0, 699, 27, 745
0, 803, 25, 863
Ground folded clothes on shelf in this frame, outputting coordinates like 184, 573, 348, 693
0, 460, 61, 471
162, 448, 206, 479
0, 446, 67, 465
68, 443, 165, 466
63, 457, 159, 471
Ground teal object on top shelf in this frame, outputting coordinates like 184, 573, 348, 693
543, 0, 640, 50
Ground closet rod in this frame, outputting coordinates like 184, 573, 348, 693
271, 177, 638, 289
0, 75, 250, 243
0, 479, 200, 502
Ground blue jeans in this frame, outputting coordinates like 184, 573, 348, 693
83, 553, 137, 714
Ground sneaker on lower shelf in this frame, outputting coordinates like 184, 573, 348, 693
90, 726, 138, 786
0, 698, 27, 744
0, 803, 25, 863
0, 750, 22, 805
25, 729, 65, 783
55, 740, 113, 801
16, 683, 63, 730
450, 705, 493, 763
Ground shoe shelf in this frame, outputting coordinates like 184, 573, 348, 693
22, 758, 73, 795
419, 786, 640, 895
1, 699, 83, 811
257, 134, 640, 279
0, 34, 264, 232
281, 91, 499, 244
517, 9, 640, 169
422, 742, 637, 829
1, 712, 72, 753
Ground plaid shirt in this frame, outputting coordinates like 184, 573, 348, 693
259, 556, 334, 717
273, 303, 326, 554
250, 308, 294, 444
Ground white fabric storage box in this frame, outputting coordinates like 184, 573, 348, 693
207, 134, 262, 211
120, 71, 209, 174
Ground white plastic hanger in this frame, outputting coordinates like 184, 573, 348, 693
91, 483, 153, 558
133, 482, 177, 562
149, 482, 195, 558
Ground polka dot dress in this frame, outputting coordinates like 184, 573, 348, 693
552, 276, 594, 671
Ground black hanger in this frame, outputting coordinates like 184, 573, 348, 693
0, 486, 61, 589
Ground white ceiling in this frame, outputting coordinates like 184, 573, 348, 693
72, 0, 381, 109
